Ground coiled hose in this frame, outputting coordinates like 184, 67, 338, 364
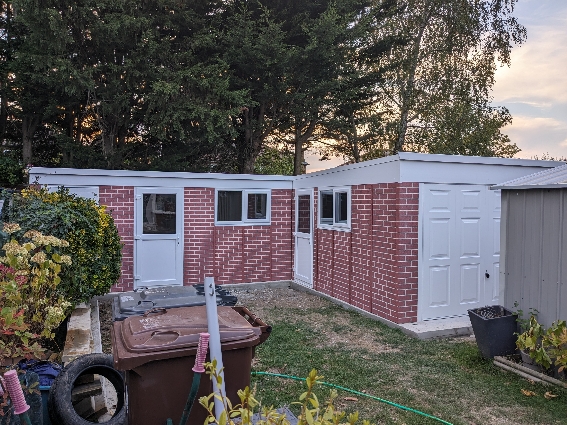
251, 371, 453, 425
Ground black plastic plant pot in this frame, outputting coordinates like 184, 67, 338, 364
468, 305, 518, 359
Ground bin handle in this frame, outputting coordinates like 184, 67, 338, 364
143, 307, 167, 317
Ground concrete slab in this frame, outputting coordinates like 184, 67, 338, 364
399, 316, 474, 340
62, 304, 93, 363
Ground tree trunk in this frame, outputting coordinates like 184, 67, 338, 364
349, 113, 360, 163
0, 84, 7, 142
293, 119, 317, 175
22, 115, 40, 165
240, 105, 267, 174
395, 11, 430, 153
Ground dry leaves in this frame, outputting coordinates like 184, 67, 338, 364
343, 397, 358, 402
544, 391, 559, 400
521, 389, 536, 397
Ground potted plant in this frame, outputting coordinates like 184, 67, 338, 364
516, 315, 551, 371
543, 320, 567, 380
468, 305, 518, 358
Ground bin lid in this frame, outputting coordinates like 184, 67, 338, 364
113, 306, 261, 370
112, 285, 237, 321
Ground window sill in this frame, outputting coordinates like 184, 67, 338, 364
317, 224, 351, 232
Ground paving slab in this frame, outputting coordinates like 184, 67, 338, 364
399, 316, 474, 340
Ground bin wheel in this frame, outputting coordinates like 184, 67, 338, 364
48, 353, 126, 425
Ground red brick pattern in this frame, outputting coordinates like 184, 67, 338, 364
100, 186, 293, 291
313, 183, 419, 324
99, 186, 135, 292
99, 181, 419, 324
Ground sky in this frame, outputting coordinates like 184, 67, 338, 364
306, 0, 567, 172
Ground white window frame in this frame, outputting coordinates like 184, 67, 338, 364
215, 189, 271, 225
317, 186, 351, 231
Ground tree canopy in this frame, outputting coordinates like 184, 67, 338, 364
0, 0, 525, 181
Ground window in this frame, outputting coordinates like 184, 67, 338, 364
318, 187, 350, 230
216, 190, 270, 224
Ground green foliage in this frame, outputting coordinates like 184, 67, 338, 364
0, 154, 24, 187
0, 223, 72, 361
1, 187, 122, 305
543, 321, 567, 373
516, 315, 567, 372
200, 363, 372, 425
516, 315, 552, 369
254, 146, 294, 176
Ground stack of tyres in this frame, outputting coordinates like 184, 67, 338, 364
111, 305, 270, 425
112, 284, 237, 321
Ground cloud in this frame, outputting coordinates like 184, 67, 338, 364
503, 116, 567, 159
493, 10, 567, 106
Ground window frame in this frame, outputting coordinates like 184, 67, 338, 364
215, 189, 271, 225
317, 186, 351, 231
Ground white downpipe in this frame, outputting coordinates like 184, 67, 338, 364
204, 276, 226, 421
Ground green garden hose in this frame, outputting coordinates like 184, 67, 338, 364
251, 371, 453, 425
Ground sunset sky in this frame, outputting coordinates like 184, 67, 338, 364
306, 0, 567, 172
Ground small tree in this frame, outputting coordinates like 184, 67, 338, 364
1, 187, 122, 305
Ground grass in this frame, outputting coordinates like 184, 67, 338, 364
240, 290, 567, 425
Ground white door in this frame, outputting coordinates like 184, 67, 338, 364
134, 187, 184, 288
294, 190, 313, 288
419, 184, 501, 320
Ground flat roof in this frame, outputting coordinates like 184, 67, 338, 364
493, 163, 567, 190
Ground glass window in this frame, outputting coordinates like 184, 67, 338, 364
297, 194, 311, 234
216, 190, 270, 224
143, 193, 176, 234
247, 193, 267, 220
320, 191, 333, 224
217, 191, 242, 222
335, 191, 348, 224
318, 187, 350, 230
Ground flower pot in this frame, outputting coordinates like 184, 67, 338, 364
468, 305, 518, 359
520, 350, 543, 372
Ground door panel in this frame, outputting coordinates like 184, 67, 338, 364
420, 184, 501, 320
294, 191, 313, 287
135, 188, 183, 288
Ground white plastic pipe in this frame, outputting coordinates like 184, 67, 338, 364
204, 276, 226, 421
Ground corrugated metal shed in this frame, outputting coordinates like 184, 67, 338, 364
498, 164, 567, 327
493, 163, 567, 189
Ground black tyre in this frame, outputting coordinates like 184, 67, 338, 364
48, 353, 126, 425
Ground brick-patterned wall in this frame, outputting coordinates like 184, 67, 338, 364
101, 186, 293, 292
313, 183, 419, 324
184, 188, 293, 285
100, 186, 135, 292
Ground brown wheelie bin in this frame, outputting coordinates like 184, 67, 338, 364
112, 305, 270, 425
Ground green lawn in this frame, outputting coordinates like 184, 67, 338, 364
237, 288, 567, 425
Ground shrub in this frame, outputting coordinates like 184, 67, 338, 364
199, 364, 372, 425
1, 187, 122, 305
0, 223, 72, 361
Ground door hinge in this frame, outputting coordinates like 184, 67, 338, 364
134, 275, 141, 280
134, 235, 141, 240
135, 195, 142, 200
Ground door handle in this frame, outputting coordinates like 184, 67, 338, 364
485, 271, 490, 279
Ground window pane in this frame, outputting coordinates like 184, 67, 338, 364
217, 191, 242, 221
143, 194, 176, 234
247, 193, 267, 220
320, 191, 333, 224
297, 195, 311, 234
335, 192, 348, 224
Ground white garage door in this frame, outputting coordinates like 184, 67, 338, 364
419, 184, 501, 320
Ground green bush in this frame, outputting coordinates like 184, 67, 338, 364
1, 187, 122, 305
0, 154, 24, 186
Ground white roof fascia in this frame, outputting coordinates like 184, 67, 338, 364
492, 163, 567, 190
293, 155, 401, 189
30, 167, 294, 190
